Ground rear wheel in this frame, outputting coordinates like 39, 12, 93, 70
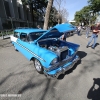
34, 59, 43, 74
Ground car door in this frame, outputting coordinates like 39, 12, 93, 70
17, 33, 33, 60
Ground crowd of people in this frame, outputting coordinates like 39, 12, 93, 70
37, 23, 100, 49
60, 22, 100, 49
79, 23, 100, 49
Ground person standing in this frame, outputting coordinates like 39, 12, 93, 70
77, 25, 81, 36
37, 25, 41, 29
60, 32, 69, 41
86, 23, 100, 49
86, 25, 90, 38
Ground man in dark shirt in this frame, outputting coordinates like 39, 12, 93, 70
86, 23, 100, 49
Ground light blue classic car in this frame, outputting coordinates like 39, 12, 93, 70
10, 23, 80, 78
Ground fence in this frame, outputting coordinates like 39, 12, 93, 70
0, 29, 14, 39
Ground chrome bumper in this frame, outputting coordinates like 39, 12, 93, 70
44, 56, 80, 78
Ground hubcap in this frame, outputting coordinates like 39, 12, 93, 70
35, 60, 41, 71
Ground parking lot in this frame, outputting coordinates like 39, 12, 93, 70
0, 32, 100, 100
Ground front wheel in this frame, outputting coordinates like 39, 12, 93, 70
34, 59, 43, 74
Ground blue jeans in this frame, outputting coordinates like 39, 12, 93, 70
87, 33, 98, 48
86, 30, 90, 37
77, 31, 80, 36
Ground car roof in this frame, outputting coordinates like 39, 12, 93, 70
14, 28, 47, 34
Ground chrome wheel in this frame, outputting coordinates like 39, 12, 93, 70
34, 59, 43, 74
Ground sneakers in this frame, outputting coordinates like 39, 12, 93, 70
86, 45, 95, 49
91, 47, 95, 49
86, 36, 88, 38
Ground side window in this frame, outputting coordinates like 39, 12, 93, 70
14, 32, 19, 38
27, 35, 30, 41
20, 33, 27, 41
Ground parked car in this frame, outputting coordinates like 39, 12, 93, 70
10, 24, 80, 78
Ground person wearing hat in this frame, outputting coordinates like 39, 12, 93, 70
86, 23, 100, 49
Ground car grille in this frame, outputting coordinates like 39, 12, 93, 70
60, 49, 69, 60
45, 50, 78, 72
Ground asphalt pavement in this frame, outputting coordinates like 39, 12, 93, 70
0, 30, 100, 100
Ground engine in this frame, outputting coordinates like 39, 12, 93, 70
39, 40, 69, 61
48, 45, 69, 61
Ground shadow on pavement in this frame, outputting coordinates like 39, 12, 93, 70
88, 35, 91, 38
0, 73, 13, 86
17, 77, 57, 100
77, 51, 87, 59
87, 78, 100, 100
58, 51, 87, 80
89, 43, 99, 49
95, 43, 99, 48
0, 39, 12, 48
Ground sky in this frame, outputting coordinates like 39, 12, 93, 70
66, 0, 88, 21
53, 0, 89, 21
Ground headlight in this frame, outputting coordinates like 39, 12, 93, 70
51, 58, 58, 65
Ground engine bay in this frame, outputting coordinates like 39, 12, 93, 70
38, 39, 69, 60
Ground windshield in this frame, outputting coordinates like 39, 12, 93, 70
28, 31, 45, 41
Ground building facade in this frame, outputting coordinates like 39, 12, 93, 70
0, 0, 33, 30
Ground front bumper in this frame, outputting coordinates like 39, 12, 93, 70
44, 56, 80, 78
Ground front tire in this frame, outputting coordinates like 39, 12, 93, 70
34, 59, 43, 74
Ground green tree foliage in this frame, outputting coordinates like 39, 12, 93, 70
49, 6, 58, 27
21, 0, 48, 23
21, 0, 57, 28
88, 0, 100, 13
74, 6, 96, 25
22, 0, 47, 10
74, 11, 81, 23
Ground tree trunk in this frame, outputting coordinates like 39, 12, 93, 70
58, 18, 60, 24
43, 0, 53, 30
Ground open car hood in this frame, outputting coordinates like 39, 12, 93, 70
35, 23, 76, 42
52, 23, 76, 32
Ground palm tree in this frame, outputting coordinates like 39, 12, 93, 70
43, 0, 54, 30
